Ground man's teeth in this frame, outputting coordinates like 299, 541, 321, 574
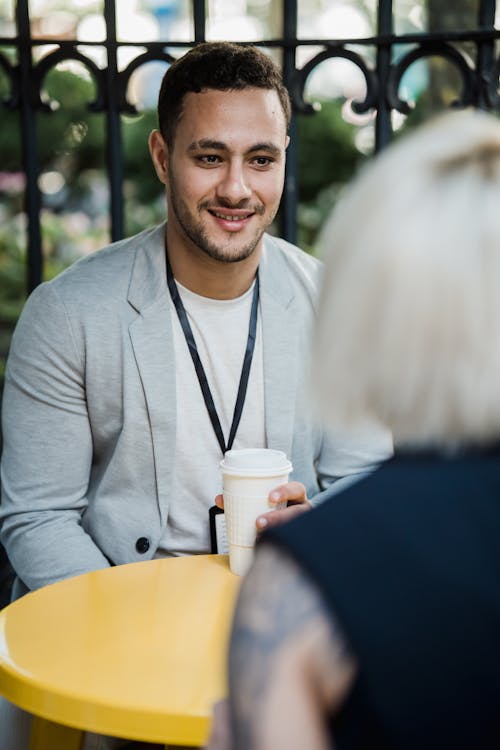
213, 212, 248, 221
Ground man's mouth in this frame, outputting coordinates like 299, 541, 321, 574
207, 207, 256, 231
209, 209, 254, 221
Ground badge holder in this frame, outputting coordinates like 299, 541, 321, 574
209, 505, 228, 554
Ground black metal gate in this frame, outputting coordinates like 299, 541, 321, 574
0, 0, 499, 293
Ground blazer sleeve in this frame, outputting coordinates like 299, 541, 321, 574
310, 422, 394, 506
0, 283, 111, 592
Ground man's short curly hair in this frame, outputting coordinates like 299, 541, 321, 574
157, 42, 291, 148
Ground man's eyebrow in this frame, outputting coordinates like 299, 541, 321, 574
247, 142, 282, 157
187, 139, 282, 156
188, 139, 226, 151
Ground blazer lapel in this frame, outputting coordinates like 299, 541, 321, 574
260, 237, 299, 460
127, 224, 175, 526
125, 227, 302, 521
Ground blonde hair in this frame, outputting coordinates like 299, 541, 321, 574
313, 109, 500, 449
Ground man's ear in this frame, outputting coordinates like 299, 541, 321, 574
148, 129, 169, 185
285, 134, 290, 150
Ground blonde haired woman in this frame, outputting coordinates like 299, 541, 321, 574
226, 110, 500, 750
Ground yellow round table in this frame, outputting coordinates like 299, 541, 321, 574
0, 554, 240, 749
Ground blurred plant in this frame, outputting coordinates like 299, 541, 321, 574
0, 213, 68, 319
297, 99, 363, 253
0, 212, 67, 381
0, 214, 28, 323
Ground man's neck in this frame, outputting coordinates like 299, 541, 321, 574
165, 225, 262, 300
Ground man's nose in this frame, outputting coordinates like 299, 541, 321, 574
216, 161, 252, 204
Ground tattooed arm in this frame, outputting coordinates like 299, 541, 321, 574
228, 543, 357, 750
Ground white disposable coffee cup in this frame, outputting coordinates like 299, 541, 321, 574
220, 448, 293, 576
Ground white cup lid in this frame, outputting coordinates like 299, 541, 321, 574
220, 448, 293, 477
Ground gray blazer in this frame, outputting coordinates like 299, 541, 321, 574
0, 223, 392, 594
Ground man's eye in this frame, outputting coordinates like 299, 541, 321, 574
198, 155, 220, 165
253, 157, 273, 167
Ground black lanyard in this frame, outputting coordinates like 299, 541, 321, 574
166, 253, 260, 455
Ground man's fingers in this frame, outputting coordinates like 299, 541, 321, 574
217, 482, 308, 510
216, 482, 311, 534
268, 481, 308, 505
256, 502, 310, 531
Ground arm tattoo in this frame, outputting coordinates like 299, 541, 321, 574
228, 543, 355, 750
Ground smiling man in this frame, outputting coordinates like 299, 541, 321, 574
1, 39, 393, 595
0, 41, 391, 749
1, 39, 392, 596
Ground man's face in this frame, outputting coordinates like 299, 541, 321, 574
160, 87, 289, 263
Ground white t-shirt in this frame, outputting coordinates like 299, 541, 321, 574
155, 279, 266, 557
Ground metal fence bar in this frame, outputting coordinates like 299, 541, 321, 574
15, 0, 42, 292
375, 0, 393, 150
477, 0, 497, 109
193, 0, 206, 44
104, 0, 124, 242
282, 0, 298, 245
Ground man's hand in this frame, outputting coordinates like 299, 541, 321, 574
215, 481, 311, 533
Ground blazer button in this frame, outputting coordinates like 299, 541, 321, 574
135, 537, 150, 554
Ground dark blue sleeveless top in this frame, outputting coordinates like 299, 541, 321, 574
264, 448, 500, 750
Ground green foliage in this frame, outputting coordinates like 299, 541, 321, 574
39, 68, 104, 170
0, 218, 27, 323
122, 110, 166, 236
0, 215, 66, 319
122, 110, 161, 204
297, 100, 362, 203
296, 100, 363, 252
0, 67, 104, 175
0, 215, 69, 381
